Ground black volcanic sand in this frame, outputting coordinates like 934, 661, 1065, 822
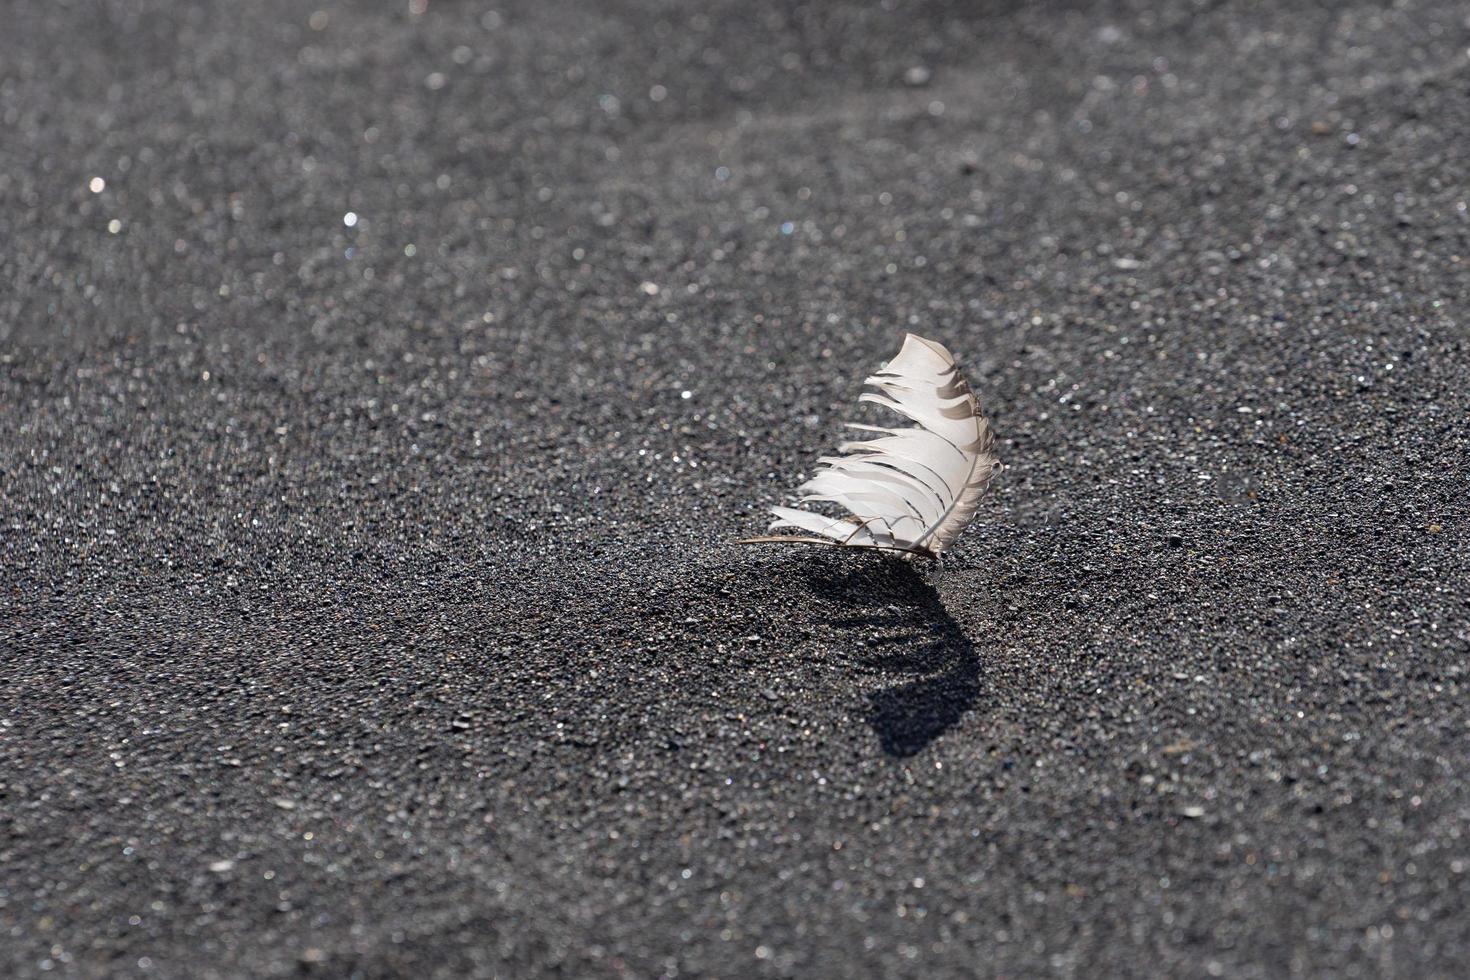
3, 1, 1469, 976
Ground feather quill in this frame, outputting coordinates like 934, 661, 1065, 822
741, 334, 999, 560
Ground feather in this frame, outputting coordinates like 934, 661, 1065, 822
740, 334, 999, 560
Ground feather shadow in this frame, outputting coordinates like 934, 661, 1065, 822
799, 560, 981, 757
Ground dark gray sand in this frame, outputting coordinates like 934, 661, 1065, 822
4, 1, 1469, 976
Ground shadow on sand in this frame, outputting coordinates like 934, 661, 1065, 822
800, 560, 981, 757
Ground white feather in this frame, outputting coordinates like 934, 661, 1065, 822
748, 334, 998, 559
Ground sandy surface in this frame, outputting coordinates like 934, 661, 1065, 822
4, 1, 1469, 976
